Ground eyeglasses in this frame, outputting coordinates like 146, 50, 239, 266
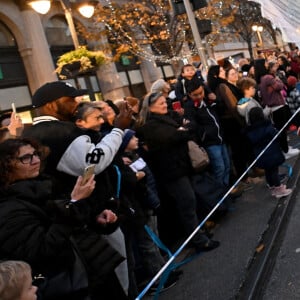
16, 151, 40, 164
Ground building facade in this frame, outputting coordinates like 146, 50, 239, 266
0, 0, 176, 113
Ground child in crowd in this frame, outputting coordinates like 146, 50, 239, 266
237, 77, 269, 124
175, 64, 215, 104
120, 129, 161, 213
245, 107, 292, 198
0, 260, 37, 300
118, 129, 180, 295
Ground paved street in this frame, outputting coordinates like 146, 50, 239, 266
139, 131, 300, 300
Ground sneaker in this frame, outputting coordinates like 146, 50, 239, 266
271, 184, 292, 198
230, 186, 244, 198
237, 180, 253, 192
284, 147, 300, 160
266, 174, 288, 189
194, 239, 220, 253
250, 167, 265, 177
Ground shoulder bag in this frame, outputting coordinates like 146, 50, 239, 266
187, 140, 210, 172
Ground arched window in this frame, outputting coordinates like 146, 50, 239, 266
0, 21, 31, 112
0, 22, 27, 88
46, 16, 86, 47
0, 22, 16, 46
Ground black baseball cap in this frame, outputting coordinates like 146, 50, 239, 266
32, 81, 88, 108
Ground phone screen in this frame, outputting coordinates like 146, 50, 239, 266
81, 164, 95, 185
172, 101, 182, 111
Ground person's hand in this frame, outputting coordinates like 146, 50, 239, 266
208, 93, 216, 101
96, 209, 118, 225
8, 112, 23, 137
183, 118, 190, 126
113, 101, 133, 130
176, 108, 185, 116
136, 171, 145, 180
122, 157, 132, 165
71, 175, 95, 201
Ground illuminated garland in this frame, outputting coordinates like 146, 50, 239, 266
102, 0, 195, 63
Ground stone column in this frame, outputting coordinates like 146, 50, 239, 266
96, 62, 127, 100
139, 45, 161, 92
18, 6, 57, 93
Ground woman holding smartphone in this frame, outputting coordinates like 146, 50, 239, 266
0, 138, 127, 300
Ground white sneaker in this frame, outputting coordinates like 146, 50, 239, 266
284, 147, 300, 160
271, 184, 292, 198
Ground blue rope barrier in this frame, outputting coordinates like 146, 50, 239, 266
281, 163, 293, 177
135, 106, 300, 300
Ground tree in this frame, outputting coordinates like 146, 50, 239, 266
197, 0, 277, 61
79, 0, 277, 63
79, 0, 192, 63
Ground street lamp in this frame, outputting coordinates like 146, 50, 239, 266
28, 0, 96, 48
252, 24, 264, 48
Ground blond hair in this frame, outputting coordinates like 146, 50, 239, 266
0, 261, 32, 300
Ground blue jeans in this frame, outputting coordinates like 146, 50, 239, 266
205, 144, 230, 186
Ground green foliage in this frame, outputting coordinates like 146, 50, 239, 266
55, 46, 108, 79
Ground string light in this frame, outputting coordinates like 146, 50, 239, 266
99, 0, 193, 63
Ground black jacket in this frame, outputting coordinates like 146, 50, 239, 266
184, 100, 224, 147
245, 120, 285, 169
137, 113, 193, 182
0, 178, 124, 289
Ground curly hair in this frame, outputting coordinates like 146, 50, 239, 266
0, 138, 45, 188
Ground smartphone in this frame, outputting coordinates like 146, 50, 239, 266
242, 71, 248, 77
81, 164, 95, 185
11, 103, 16, 113
172, 101, 182, 111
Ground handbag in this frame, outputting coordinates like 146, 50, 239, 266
187, 140, 210, 172
34, 241, 90, 300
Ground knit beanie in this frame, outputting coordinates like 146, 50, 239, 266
287, 76, 298, 87
120, 129, 136, 151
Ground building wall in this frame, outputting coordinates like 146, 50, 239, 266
1, 1, 271, 112
0, 0, 163, 111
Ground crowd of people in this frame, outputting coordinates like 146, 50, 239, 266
0, 48, 300, 300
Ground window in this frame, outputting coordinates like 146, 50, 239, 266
0, 22, 28, 88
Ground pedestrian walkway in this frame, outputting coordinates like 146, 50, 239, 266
142, 130, 300, 300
